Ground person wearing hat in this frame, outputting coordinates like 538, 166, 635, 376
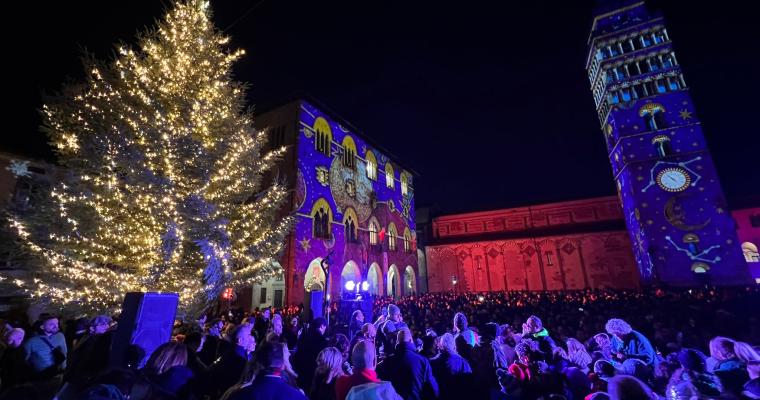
377, 328, 438, 400
226, 341, 307, 400
665, 348, 723, 400
380, 305, 406, 357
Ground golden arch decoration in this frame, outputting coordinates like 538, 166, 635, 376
385, 162, 395, 188
343, 207, 359, 239
365, 150, 377, 180
313, 117, 333, 154
387, 222, 398, 250
638, 103, 665, 116
304, 258, 327, 291
311, 198, 333, 238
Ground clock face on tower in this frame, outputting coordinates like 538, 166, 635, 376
656, 168, 691, 192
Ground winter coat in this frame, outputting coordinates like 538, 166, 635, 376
611, 329, 657, 366
346, 381, 402, 400
713, 358, 749, 397
225, 374, 307, 400
377, 343, 439, 400
430, 352, 472, 400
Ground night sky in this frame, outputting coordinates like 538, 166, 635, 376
6, 0, 759, 214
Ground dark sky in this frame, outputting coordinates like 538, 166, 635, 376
6, 0, 759, 214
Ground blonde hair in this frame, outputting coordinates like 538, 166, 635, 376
566, 338, 592, 369
439, 333, 457, 355
734, 341, 760, 363
709, 336, 736, 361
605, 319, 632, 336
147, 342, 188, 375
316, 347, 345, 384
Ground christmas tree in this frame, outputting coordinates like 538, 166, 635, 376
3, 0, 292, 316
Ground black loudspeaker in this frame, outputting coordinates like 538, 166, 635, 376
337, 297, 373, 335
302, 290, 324, 322
110, 292, 178, 369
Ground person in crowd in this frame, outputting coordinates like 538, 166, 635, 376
329, 333, 353, 375
605, 318, 657, 367
592, 333, 615, 362
566, 337, 593, 373
269, 314, 284, 342
430, 332, 471, 400
0, 328, 27, 392
349, 323, 377, 358
420, 335, 438, 360
310, 347, 345, 400
380, 305, 406, 357
709, 336, 749, 397
743, 360, 760, 399
205, 322, 256, 398
377, 328, 439, 400
452, 312, 475, 360
23, 314, 68, 380
292, 317, 328, 390
59, 315, 114, 397
139, 341, 194, 399
336, 340, 401, 400
470, 322, 508, 396
607, 375, 658, 400
284, 316, 300, 350
349, 310, 365, 342
521, 315, 557, 357
665, 348, 722, 399
225, 341, 307, 400
254, 308, 272, 342
498, 324, 517, 366
199, 318, 225, 365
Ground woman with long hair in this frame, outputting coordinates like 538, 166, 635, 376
709, 336, 749, 396
566, 338, 593, 372
309, 347, 346, 400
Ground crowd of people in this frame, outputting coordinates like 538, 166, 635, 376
0, 287, 758, 399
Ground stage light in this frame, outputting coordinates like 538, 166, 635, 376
361, 281, 369, 291
345, 280, 355, 291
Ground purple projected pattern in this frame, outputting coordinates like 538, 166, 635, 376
587, 1, 750, 285
288, 101, 417, 306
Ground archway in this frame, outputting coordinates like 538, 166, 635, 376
304, 258, 326, 292
341, 260, 362, 293
387, 265, 401, 298
404, 266, 417, 296
367, 262, 383, 296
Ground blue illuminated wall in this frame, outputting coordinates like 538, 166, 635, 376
586, 2, 750, 285
286, 101, 418, 305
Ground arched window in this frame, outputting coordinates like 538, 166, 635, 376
400, 172, 409, 196
387, 223, 397, 251
343, 207, 358, 243
365, 150, 377, 181
385, 162, 395, 189
313, 117, 333, 156
652, 135, 672, 157
403, 227, 412, 252
311, 198, 333, 239
341, 135, 357, 169
639, 103, 666, 131
368, 217, 379, 245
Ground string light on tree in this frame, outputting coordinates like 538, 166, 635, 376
2, 0, 292, 316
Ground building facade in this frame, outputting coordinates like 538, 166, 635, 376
586, 1, 750, 285
252, 100, 418, 308
425, 197, 641, 292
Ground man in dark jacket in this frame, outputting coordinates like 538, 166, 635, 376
431, 333, 471, 400
226, 342, 307, 400
377, 328, 439, 400
470, 322, 509, 397
204, 323, 256, 398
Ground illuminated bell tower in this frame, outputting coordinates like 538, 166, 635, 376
586, 1, 750, 285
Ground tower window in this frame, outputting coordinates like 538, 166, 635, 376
656, 79, 667, 93
609, 92, 620, 104
621, 88, 632, 102
652, 135, 672, 157
311, 198, 333, 239
641, 35, 652, 47
639, 104, 666, 131
345, 215, 357, 242
400, 173, 409, 196
388, 223, 398, 251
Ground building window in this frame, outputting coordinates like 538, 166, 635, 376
403, 228, 412, 252
385, 163, 395, 189
400, 173, 409, 196
259, 287, 267, 303
313, 117, 333, 156
344, 208, 358, 243
388, 223, 397, 251
609, 92, 620, 104
639, 103, 666, 131
620, 88, 632, 102
652, 135, 672, 157
369, 219, 379, 245
311, 198, 332, 239
365, 150, 377, 180
341, 135, 357, 169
